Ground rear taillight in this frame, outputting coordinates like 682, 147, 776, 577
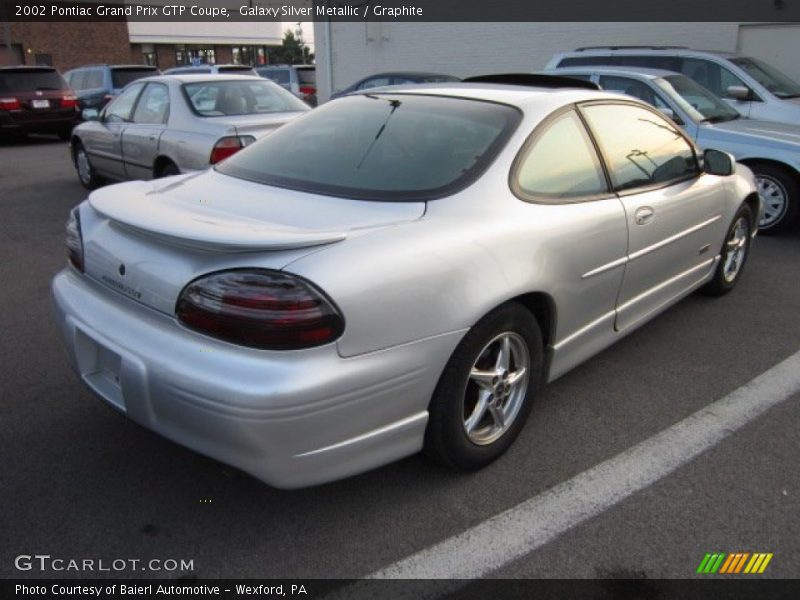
0, 97, 21, 110
176, 269, 344, 350
66, 208, 84, 272
299, 86, 316, 98
209, 135, 256, 165
61, 94, 78, 109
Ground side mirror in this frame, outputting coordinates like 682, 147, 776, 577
81, 108, 100, 121
703, 148, 735, 176
726, 85, 752, 101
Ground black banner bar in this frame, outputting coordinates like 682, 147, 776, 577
2, 0, 800, 22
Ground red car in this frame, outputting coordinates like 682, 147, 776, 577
0, 66, 80, 140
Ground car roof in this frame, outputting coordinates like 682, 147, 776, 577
135, 74, 269, 84
360, 71, 457, 79
0, 65, 57, 72
347, 82, 626, 109
550, 66, 677, 80
563, 47, 737, 59
257, 64, 314, 69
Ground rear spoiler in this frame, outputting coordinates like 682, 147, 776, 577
462, 73, 600, 91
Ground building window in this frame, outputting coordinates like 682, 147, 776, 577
232, 46, 270, 66
141, 44, 157, 67
175, 45, 216, 66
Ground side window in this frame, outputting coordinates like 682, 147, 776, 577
84, 69, 104, 90
679, 58, 748, 99
582, 103, 699, 192
558, 56, 617, 67
514, 110, 608, 201
617, 55, 682, 71
132, 83, 169, 124
105, 82, 145, 123
598, 75, 661, 106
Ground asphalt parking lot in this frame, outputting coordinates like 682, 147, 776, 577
1, 135, 799, 582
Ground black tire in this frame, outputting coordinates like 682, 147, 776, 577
751, 164, 798, 234
424, 302, 544, 471
701, 205, 753, 297
73, 141, 103, 190
157, 161, 180, 178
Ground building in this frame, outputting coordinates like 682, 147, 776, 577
313, 22, 800, 103
127, 21, 282, 70
1, 21, 132, 70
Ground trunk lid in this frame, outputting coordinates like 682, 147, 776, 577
81, 170, 425, 315
209, 112, 305, 139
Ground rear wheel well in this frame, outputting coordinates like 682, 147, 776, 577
153, 155, 177, 177
506, 292, 556, 351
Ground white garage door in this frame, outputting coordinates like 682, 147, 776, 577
738, 24, 800, 83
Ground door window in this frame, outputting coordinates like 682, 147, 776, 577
679, 58, 750, 99
132, 83, 169, 124
581, 103, 698, 192
105, 83, 145, 123
513, 110, 607, 201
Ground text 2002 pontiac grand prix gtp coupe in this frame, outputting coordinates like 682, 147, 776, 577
52, 80, 761, 488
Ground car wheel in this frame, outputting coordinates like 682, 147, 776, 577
158, 161, 180, 178
74, 142, 102, 190
701, 205, 753, 297
424, 302, 544, 471
752, 164, 798, 234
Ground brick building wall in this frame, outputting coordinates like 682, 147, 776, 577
3, 21, 133, 71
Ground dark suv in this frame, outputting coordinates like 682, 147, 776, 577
0, 66, 80, 140
64, 64, 160, 110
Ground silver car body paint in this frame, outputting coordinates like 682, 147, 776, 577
52, 84, 759, 488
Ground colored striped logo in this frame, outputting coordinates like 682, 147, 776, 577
696, 552, 773, 574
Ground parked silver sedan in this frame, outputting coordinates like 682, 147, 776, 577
550, 66, 800, 233
70, 74, 309, 188
53, 82, 759, 488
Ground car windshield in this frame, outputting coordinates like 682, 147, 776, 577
728, 56, 800, 99
0, 69, 67, 92
111, 68, 158, 88
216, 93, 520, 201
183, 80, 309, 116
657, 74, 741, 123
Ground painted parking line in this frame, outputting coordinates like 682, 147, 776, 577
330, 348, 800, 596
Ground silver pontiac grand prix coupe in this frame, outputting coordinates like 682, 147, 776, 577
52, 80, 761, 488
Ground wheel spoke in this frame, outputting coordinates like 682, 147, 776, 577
465, 391, 490, 433
495, 336, 511, 372
488, 403, 505, 429
507, 367, 527, 387
469, 368, 495, 390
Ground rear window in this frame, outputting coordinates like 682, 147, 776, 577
183, 79, 309, 116
258, 69, 290, 84
218, 66, 256, 74
0, 69, 67, 93
216, 94, 521, 201
297, 68, 316, 84
111, 67, 158, 89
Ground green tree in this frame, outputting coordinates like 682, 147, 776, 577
271, 30, 314, 65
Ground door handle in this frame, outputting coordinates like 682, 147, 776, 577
634, 206, 655, 226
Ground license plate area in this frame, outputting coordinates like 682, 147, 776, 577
74, 329, 125, 412
31, 99, 50, 109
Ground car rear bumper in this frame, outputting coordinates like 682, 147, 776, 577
0, 110, 80, 134
51, 269, 462, 488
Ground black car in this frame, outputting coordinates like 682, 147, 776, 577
330, 71, 460, 100
63, 64, 160, 110
0, 66, 80, 140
